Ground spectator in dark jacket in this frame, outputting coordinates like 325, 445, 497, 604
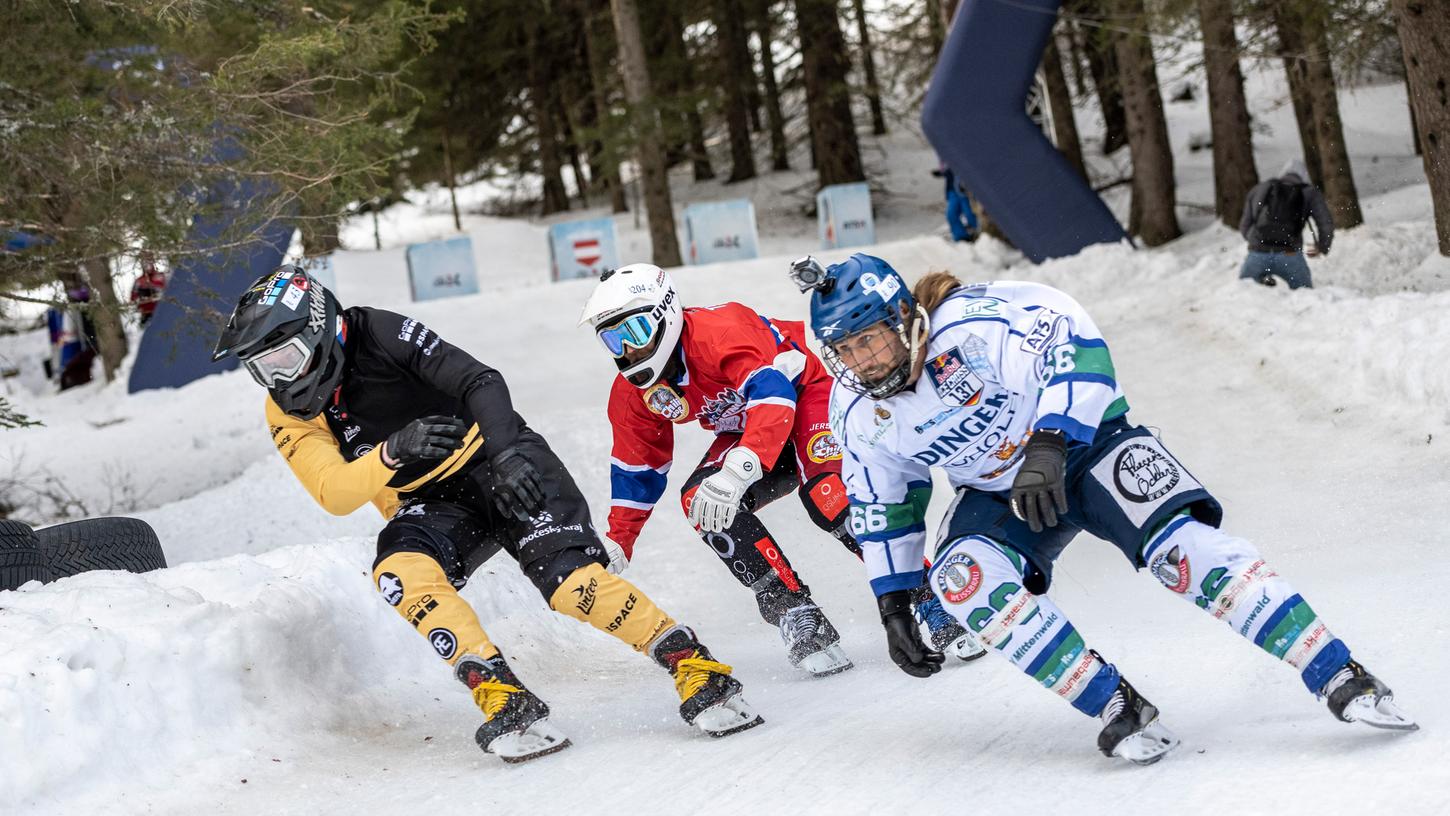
1239, 159, 1334, 290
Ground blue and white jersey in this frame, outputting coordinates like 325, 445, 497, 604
829, 281, 1128, 596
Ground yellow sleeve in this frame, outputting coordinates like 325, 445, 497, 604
265, 398, 397, 516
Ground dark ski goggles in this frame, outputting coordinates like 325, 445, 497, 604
596, 313, 657, 357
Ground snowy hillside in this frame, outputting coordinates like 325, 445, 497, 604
2, 53, 1448, 816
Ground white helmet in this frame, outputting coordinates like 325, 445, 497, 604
578, 263, 683, 388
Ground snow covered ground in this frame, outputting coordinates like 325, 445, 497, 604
2, 49, 1448, 816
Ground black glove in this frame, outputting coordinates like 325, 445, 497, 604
490, 447, 545, 522
1009, 429, 1069, 533
382, 415, 467, 470
879, 590, 944, 678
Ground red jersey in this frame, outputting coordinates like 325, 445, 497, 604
606, 302, 831, 553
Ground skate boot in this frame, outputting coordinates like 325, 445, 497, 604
915, 593, 986, 662
456, 653, 571, 763
779, 601, 854, 677
1096, 676, 1179, 766
1321, 659, 1417, 732
650, 624, 763, 738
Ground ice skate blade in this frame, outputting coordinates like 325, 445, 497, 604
485, 720, 573, 763
1111, 719, 1180, 766
797, 643, 854, 677
946, 632, 987, 662
694, 694, 765, 738
1343, 694, 1419, 732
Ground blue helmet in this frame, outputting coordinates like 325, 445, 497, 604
803, 253, 920, 399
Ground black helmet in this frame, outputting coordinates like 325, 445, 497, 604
212, 265, 346, 419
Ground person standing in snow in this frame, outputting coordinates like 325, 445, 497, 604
212, 265, 762, 763
1239, 159, 1334, 289
934, 163, 979, 243
578, 263, 985, 677
800, 252, 1414, 766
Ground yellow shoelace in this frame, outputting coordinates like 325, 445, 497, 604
673, 657, 733, 701
470, 680, 522, 720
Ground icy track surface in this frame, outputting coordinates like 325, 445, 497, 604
3, 228, 1447, 815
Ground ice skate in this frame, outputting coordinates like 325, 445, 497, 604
779, 601, 854, 677
456, 654, 571, 763
1096, 677, 1179, 766
651, 624, 764, 737
1321, 660, 1418, 732
916, 594, 987, 662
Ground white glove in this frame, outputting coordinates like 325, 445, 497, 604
688, 447, 762, 533
602, 536, 630, 575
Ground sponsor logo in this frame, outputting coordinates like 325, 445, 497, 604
1020, 309, 1067, 355
808, 430, 842, 463
808, 478, 848, 518
394, 503, 426, 518
643, 382, 689, 422
1150, 545, 1192, 593
705, 531, 736, 558
378, 572, 404, 606
859, 271, 901, 302
398, 319, 418, 342
528, 510, 556, 529
306, 286, 326, 333
959, 299, 1002, 318
354, 443, 375, 458
428, 628, 457, 660
343, 425, 361, 442
1055, 651, 1098, 698
573, 576, 598, 615
269, 424, 284, 439
274, 433, 293, 452
1239, 591, 1274, 637
908, 393, 1011, 466
1285, 622, 1329, 668
874, 405, 891, 422
699, 387, 748, 433
407, 594, 437, 626
1011, 612, 1060, 662
605, 593, 638, 632
573, 235, 602, 268
280, 282, 305, 310
518, 521, 584, 548
1113, 443, 1181, 503
913, 406, 962, 434
935, 552, 983, 604
1212, 560, 1275, 620
925, 347, 985, 407
712, 235, 742, 249
433, 273, 462, 288
421, 336, 441, 356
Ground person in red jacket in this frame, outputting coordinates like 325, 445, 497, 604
579, 263, 867, 676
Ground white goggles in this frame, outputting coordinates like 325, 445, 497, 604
242, 336, 313, 389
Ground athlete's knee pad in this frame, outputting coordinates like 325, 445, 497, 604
1143, 517, 1345, 688
372, 550, 497, 665
520, 544, 609, 598
799, 472, 849, 532
930, 535, 1116, 714
548, 563, 674, 652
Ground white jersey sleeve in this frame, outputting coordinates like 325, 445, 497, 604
830, 383, 932, 597
929, 282, 1128, 445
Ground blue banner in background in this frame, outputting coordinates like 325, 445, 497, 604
548, 217, 620, 281
684, 199, 760, 264
921, 0, 1127, 263
405, 236, 479, 302
816, 183, 875, 249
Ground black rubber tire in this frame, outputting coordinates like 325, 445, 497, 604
35, 516, 167, 579
1, 518, 53, 591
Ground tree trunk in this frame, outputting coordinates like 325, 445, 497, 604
78, 258, 127, 382
1277, 1, 1362, 227
1304, 38, 1363, 227
612, 0, 683, 267
925, 0, 945, 55
526, 20, 570, 215
1042, 29, 1087, 181
1279, 39, 1324, 188
715, 0, 759, 182
1114, 0, 1180, 245
584, 0, 629, 212
850, 0, 888, 135
1198, 0, 1258, 227
752, 0, 791, 171
1068, 24, 1090, 98
1394, 0, 1450, 254
555, 94, 592, 207
441, 121, 463, 232
1410, 90, 1422, 156
660, 4, 716, 181
1073, 2, 1129, 154
796, 0, 865, 188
